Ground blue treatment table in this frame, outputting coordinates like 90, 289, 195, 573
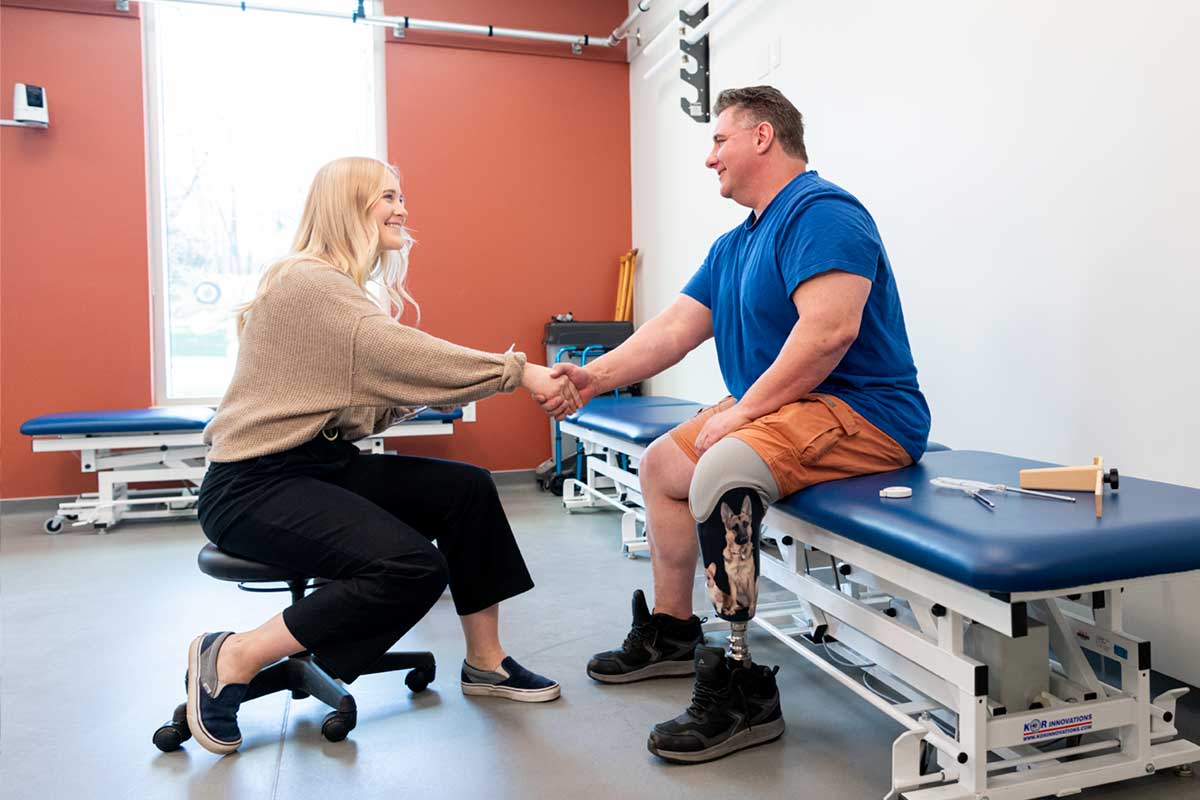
777, 449, 1200, 594
560, 397, 1200, 796
22, 405, 471, 533
755, 450, 1200, 799
21, 406, 215, 532
358, 407, 465, 453
559, 396, 706, 556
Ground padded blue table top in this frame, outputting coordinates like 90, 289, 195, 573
775, 450, 1200, 593
22, 406, 460, 437
409, 408, 463, 422
567, 396, 706, 444
21, 406, 216, 435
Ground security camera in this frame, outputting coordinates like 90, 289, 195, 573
14, 84, 49, 126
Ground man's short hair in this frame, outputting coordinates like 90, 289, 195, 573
713, 86, 807, 161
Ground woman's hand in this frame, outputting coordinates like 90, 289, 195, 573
521, 364, 582, 420
542, 362, 597, 418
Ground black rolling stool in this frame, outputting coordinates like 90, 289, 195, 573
153, 543, 436, 752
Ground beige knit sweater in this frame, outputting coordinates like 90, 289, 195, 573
205, 261, 527, 462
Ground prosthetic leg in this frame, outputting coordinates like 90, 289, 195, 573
698, 487, 764, 663
647, 485, 785, 763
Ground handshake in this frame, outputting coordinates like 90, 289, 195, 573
520, 362, 595, 421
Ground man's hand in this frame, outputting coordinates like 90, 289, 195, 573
538, 362, 597, 419
521, 364, 582, 420
694, 404, 753, 457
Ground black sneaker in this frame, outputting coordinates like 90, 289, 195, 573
587, 590, 704, 684
186, 632, 249, 755
647, 645, 785, 763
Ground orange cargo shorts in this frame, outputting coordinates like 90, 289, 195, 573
669, 393, 913, 497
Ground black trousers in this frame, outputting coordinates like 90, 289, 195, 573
196, 434, 534, 682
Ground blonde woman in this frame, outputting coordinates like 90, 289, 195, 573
189, 156, 576, 756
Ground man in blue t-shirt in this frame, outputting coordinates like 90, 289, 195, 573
542, 86, 930, 763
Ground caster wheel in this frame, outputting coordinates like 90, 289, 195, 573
43, 516, 65, 534
321, 711, 355, 742
405, 666, 435, 693
549, 475, 566, 496
153, 723, 190, 752
153, 703, 191, 752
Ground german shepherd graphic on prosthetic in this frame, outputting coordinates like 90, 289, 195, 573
704, 495, 758, 619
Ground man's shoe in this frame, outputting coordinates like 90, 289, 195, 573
647, 645, 785, 763
461, 656, 561, 703
186, 632, 249, 755
587, 590, 704, 684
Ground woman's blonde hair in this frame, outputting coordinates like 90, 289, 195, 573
237, 156, 418, 333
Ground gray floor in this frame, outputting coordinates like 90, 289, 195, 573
2, 483, 1197, 800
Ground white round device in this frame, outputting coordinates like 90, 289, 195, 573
879, 486, 913, 499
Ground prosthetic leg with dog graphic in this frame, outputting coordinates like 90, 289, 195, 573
647, 487, 786, 763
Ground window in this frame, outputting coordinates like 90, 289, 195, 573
145, 0, 384, 403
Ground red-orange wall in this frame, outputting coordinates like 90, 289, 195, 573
382, 0, 631, 468
1, 1, 152, 500
0, 0, 631, 498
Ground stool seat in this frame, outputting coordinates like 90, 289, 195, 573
197, 543, 307, 583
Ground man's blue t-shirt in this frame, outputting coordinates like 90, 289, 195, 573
682, 171, 930, 461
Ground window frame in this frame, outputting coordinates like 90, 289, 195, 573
142, 2, 389, 406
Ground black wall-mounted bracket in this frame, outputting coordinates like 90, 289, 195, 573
679, 4, 710, 123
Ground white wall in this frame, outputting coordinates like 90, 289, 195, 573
627, 0, 1200, 683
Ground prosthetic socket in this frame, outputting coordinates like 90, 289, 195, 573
697, 487, 765, 663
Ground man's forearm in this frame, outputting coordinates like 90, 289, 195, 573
588, 312, 705, 394
734, 319, 856, 420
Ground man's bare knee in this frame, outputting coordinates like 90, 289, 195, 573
639, 435, 695, 500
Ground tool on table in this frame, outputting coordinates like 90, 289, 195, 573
1020, 456, 1118, 518
930, 477, 1078, 512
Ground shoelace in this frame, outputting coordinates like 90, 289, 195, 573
687, 671, 731, 717
622, 622, 655, 651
